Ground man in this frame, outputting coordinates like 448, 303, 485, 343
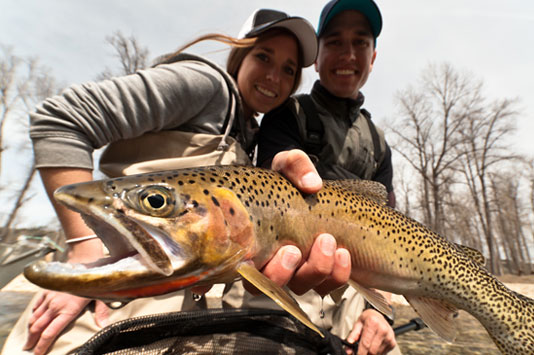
258, 0, 399, 353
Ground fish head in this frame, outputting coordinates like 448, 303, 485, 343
24, 170, 256, 300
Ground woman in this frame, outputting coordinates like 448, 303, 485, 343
2, 9, 351, 355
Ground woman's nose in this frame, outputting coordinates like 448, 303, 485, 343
266, 67, 280, 83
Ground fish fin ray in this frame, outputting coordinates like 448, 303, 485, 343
236, 262, 324, 338
327, 180, 388, 205
405, 295, 459, 342
348, 280, 393, 318
454, 244, 486, 268
329, 284, 349, 304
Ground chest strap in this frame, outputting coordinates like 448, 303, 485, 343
296, 95, 381, 165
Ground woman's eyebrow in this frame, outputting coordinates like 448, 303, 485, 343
256, 46, 297, 67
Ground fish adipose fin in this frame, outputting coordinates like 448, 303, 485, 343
348, 280, 393, 319
236, 262, 324, 338
405, 295, 459, 342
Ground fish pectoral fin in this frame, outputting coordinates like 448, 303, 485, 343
405, 295, 459, 342
348, 280, 393, 319
236, 262, 324, 338
329, 284, 349, 304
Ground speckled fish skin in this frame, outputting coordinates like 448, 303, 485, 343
24, 166, 533, 354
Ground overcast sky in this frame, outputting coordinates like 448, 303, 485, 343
1, 0, 533, 228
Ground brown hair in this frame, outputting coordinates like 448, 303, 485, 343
160, 28, 303, 95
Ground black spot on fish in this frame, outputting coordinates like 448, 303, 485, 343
211, 196, 220, 207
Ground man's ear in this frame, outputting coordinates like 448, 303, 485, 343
314, 61, 318, 73
369, 49, 377, 72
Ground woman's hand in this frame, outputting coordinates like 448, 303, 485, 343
24, 291, 109, 355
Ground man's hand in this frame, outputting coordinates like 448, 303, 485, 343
252, 233, 351, 296
23, 290, 109, 355
346, 309, 397, 355
271, 149, 323, 194
244, 149, 351, 295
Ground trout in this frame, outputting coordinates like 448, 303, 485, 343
24, 166, 533, 354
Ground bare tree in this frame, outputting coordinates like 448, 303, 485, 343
389, 63, 524, 275
455, 97, 519, 274
490, 172, 532, 274
387, 63, 480, 235
0, 45, 59, 239
97, 31, 149, 79
0, 46, 21, 173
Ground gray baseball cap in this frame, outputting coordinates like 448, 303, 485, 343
238, 9, 318, 67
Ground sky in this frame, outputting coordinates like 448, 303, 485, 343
1, 0, 533, 229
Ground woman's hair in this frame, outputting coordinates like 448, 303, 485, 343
158, 28, 303, 95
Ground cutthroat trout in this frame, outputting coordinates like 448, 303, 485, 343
24, 166, 533, 354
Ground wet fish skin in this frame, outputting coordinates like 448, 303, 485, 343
24, 166, 534, 354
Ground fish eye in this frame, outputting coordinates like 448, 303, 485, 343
145, 193, 165, 209
136, 186, 175, 217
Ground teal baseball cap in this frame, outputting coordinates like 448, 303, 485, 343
317, 0, 382, 39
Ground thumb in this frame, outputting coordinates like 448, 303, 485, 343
347, 319, 363, 344
94, 300, 110, 327
271, 150, 322, 194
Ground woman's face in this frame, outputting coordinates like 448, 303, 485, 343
237, 33, 299, 117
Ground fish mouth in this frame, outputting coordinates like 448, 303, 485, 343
23, 182, 202, 297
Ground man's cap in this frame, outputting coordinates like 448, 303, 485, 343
317, 0, 382, 39
238, 9, 318, 67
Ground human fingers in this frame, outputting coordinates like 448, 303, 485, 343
287, 234, 336, 295
243, 245, 302, 294
24, 292, 90, 352
345, 320, 363, 355
271, 149, 322, 194
32, 292, 46, 312
24, 307, 55, 351
354, 310, 396, 355
31, 313, 79, 355
94, 300, 110, 328
30, 293, 51, 324
313, 248, 351, 297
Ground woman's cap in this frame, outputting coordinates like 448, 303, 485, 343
238, 9, 318, 67
317, 0, 382, 39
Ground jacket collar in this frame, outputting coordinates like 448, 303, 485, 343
310, 81, 365, 123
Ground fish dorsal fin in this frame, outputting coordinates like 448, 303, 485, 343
328, 180, 388, 206
348, 280, 393, 319
455, 244, 486, 267
236, 262, 324, 338
405, 295, 459, 342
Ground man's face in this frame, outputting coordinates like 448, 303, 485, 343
315, 10, 377, 99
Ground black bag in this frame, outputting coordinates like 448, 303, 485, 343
74, 308, 349, 355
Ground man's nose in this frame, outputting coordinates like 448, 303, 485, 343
340, 43, 357, 60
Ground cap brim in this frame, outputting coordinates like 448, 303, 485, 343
246, 17, 318, 67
